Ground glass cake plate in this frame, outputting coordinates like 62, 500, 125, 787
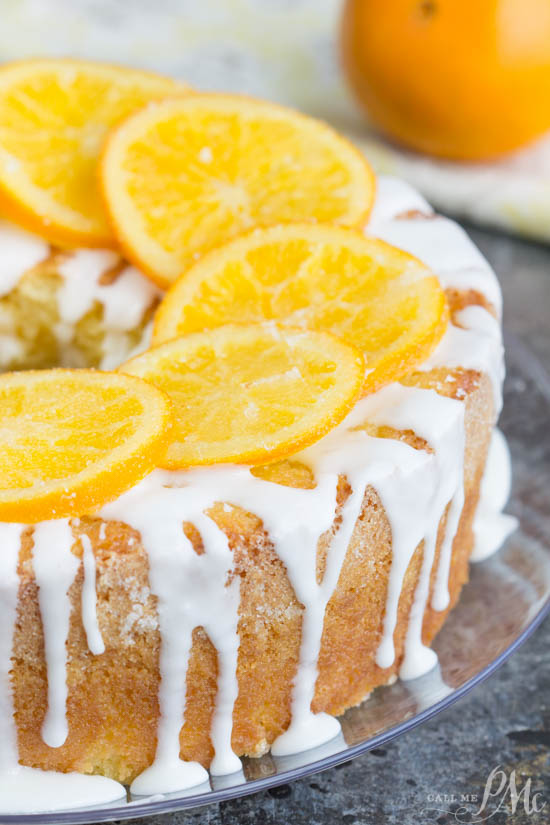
4, 331, 550, 824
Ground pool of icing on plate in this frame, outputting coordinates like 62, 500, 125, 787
0, 176, 516, 812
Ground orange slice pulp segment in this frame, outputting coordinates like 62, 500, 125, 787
0, 59, 186, 247
119, 323, 365, 468
152, 224, 448, 395
100, 94, 375, 288
0, 369, 173, 523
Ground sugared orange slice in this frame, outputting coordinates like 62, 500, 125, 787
0, 59, 185, 247
119, 323, 364, 468
0, 369, 172, 523
100, 94, 375, 288
153, 224, 448, 394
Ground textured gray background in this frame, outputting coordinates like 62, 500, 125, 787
116, 230, 550, 825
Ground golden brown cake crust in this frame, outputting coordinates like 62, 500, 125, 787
10, 362, 494, 784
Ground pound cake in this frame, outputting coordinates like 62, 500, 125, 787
0, 59, 515, 813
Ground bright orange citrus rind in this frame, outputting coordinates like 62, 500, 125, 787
0, 369, 173, 523
341, 0, 550, 161
152, 223, 448, 395
119, 323, 365, 468
0, 59, 187, 247
100, 94, 375, 288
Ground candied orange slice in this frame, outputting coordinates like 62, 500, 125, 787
119, 323, 364, 468
100, 94, 375, 287
153, 224, 448, 395
0, 59, 185, 247
0, 370, 172, 523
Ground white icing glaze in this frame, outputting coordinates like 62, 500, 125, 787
0, 523, 125, 813
369, 214, 490, 275
352, 385, 465, 673
120, 494, 237, 793
80, 533, 105, 656
471, 428, 518, 562
57, 250, 159, 331
367, 178, 504, 416
423, 305, 504, 414
368, 175, 432, 224
54, 249, 158, 367
32, 520, 79, 748
367, 183, 502, 317
0, 220, 49, 297
0, 174, 514, 810
0, 769, 125, 814
0, 230, 158, 367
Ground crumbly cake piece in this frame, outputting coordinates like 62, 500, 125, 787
0, 242, 158, 371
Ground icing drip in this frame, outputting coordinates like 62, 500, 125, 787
431, 490, 464, 612
80, 534, 105, 656
401, 529, 439, 679
423, 305, 504, 414
32, 520, 79, 748
102, 488, 241, 793
333, 385, 465, 675
367, 207, 502, 316
0, 524, 124, 813
0, 220, 49, 297
471, 428, 518, 562
199, 515, 241, 777
269, 473, 364, 755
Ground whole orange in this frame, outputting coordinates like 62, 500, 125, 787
341, 0, 550, 160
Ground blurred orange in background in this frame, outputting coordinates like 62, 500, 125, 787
341, 0, 550, 160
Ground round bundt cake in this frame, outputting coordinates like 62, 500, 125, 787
0, 176, 515, 811
0, 59, 515, 814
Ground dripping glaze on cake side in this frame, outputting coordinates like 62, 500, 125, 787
0, 176, 516, 812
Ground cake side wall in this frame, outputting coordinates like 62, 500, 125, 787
11, 370, 493, 782
315, 372, 493, 716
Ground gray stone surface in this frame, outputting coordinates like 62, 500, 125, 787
120, 229, 550, 825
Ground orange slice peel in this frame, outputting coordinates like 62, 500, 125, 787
153, 223, 448, 394
0, 58, 186, 247
119, 323, 365, 468
0, 369, 173, 523
100, 94, 375, 288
